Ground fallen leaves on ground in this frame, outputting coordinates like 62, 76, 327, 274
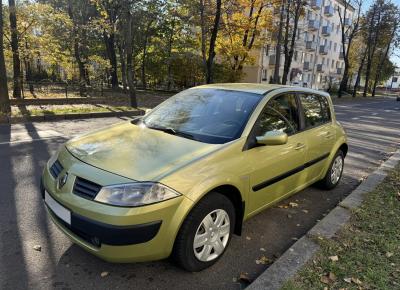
386, 252, 394, 258
320, 272, 336, 284
329, 255, 339, 262
302, 209, 309, 214
255, 255, 271, 265
100, 272, 109, 278
289, 202, 299, 208
238, 272, 252, 283
33, 245, 41, 252
259, 247, 266, 252
246, 236, 251, 241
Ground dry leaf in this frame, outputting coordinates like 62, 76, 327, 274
255, 255, 271, 265
329, 255, 339, 262
320, 276, 331, 284
100, 272, 109, 278
386, 252, 394, 258
33, 245, 41, 252
302, 209, 309, 213
344, 277, 352, 283
278, 205, 289, 209
351, 277, 362, 285
328, 272, 337, 281
289, 202, 298, 208
239, 272, 252, 283
260, 247, 266, 252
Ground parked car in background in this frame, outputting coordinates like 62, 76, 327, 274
41, 83, 348, 271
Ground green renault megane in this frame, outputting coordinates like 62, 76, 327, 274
41, 83, 347, 271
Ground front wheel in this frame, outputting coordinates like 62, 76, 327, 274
172, 193, 235, 272
318, 150, 344, 190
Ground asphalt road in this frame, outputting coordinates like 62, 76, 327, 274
1, 98, 399, 290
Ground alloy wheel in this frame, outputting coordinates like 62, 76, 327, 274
331, 155, 343, 185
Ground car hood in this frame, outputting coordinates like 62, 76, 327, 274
66, 122, 220, 181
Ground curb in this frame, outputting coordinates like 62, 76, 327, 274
0, 110, 144, 124
247, 147, 400, 290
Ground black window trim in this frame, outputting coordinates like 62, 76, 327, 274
243, 91, 302, 151
296, 92, 333, 132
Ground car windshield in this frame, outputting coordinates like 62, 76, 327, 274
141, 88, 262, 144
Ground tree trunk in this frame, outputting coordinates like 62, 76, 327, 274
118, 42, 127, 92
67, 0, 88, 96
371, 24, 396, 97
273, 0, 285, 84
8, 0, 22, 99
199, 0, 207, 82
205, 0, 222, 84
103, 31, 119, 89
125, 11, 137, 108
0, 2, 10, 114
166, 22, 174, 90
352, 51, 366, 98
141, 33, 149, 89
282, 0, 301, 85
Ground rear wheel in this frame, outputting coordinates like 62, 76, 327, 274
172, 192, 235, 272
318, 150, 344, 190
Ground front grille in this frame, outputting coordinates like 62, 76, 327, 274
73, 177, 102, 200
49, 160, 63, 179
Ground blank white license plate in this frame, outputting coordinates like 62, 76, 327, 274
45, 191, 71, 225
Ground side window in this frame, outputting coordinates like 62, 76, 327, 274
299, 94, 331, 128
254, 94, 299, 136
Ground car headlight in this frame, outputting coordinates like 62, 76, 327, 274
94, 182, 181, 207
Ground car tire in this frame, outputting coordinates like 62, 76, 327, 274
172, 192, 236, 272
318, 150, 344, 190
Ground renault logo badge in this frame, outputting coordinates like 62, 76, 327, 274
58, 173, 68, 189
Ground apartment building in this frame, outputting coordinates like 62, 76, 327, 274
242, 0, 355, 90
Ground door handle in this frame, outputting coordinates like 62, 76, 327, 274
294, 143, 306, 150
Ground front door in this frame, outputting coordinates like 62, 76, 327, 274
244, 93, 307, 214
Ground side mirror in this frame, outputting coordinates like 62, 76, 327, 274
256, 131, 288, 146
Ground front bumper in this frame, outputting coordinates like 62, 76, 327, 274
41, 147, 193, 263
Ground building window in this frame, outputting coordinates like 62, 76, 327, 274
334, 42, 337, 52
331, 59, 334, 68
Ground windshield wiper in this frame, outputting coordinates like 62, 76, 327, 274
146, 124, 196, 140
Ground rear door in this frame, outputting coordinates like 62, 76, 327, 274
297, 93, 336, 182
244, 93, 307, 213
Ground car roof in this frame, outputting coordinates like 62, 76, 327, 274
194, 83, 330, 97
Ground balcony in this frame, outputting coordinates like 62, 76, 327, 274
303, 62, 311, 71
308, 20, 320, 31
337, 67, 343, 75
310, 0, 322, 10
306, 41, 317, 51
344, 18, 352, 26
339, 51, 344, 59
324, 5, 334, 16
322, 26, 332, 36
269, 55, 276, 66
317, 64, 325, 72
319, 45, 329, 55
